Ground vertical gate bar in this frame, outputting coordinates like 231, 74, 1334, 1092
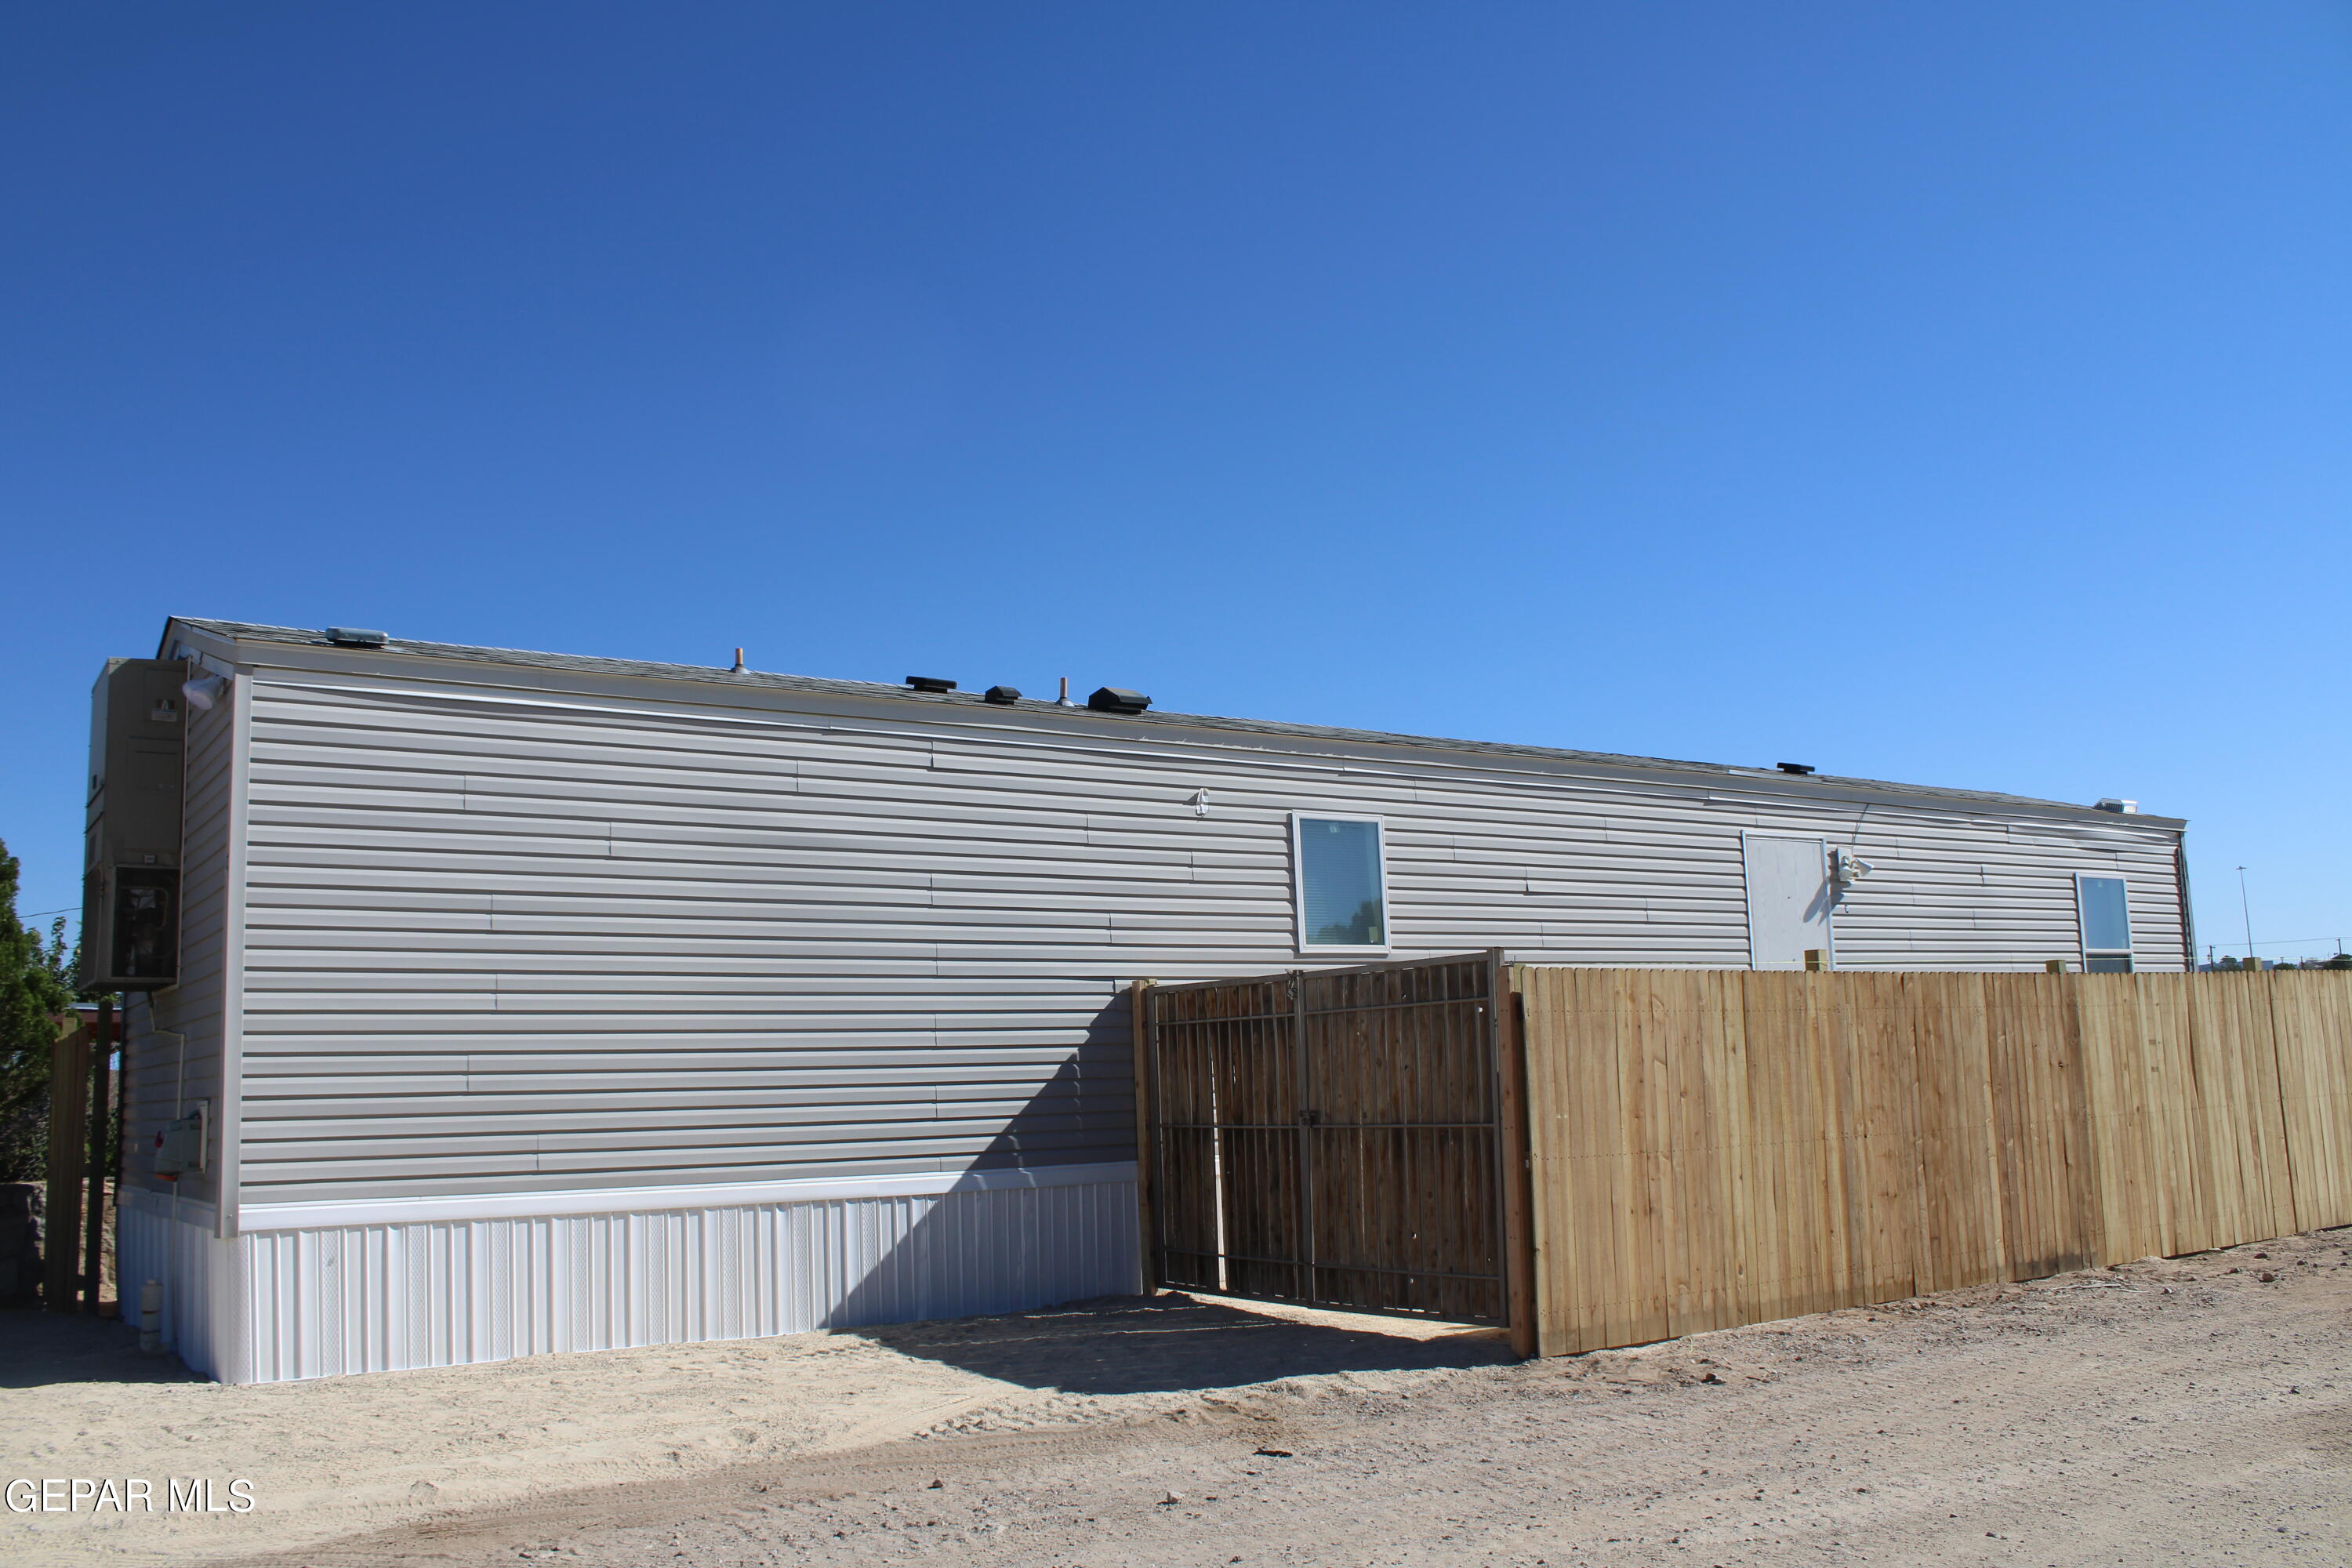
1410, 968, 1428, 1311
1479, 955, 1500, 1325
1209, 999, 1225, 1294
1293, 970, 1316, 1305
1130, 978, 1160, 1294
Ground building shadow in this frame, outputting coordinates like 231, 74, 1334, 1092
825, 989, 1513, 1395
845, 1290, 1512, 1396
0, 1307, 203, 1389
822, 989, 1138, 1336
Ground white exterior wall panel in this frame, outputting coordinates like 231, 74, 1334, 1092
227, 669, 2185, 1212
232, 1171, 1136, 1383
122, 665, 238, 1210
118, 1191, 239, 1381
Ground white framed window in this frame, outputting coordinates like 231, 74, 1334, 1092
1291, 813, 1389, 955
2076, 874, 2133, 973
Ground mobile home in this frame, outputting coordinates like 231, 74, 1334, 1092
89, 618, 2189, 1381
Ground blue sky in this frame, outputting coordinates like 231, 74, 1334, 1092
3, 2, 2346, 960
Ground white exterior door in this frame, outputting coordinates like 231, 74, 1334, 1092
1744, 834, 1833, 969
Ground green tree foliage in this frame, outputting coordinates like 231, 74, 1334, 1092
2, 840, 76, 1181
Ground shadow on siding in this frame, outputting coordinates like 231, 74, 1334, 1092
827, 995, 1511, 1393
822, 993, 1140, 1338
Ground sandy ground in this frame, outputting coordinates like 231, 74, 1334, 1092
5, 1230, 2350, 1568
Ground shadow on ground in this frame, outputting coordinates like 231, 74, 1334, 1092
0, 1307, 204, 1389
845, 1291, 1514, 1396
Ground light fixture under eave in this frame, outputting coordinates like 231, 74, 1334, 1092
181, 672, 230, 711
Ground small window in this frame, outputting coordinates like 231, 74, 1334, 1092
1293, 815, 1388, 953
2078, 875, 2132, 973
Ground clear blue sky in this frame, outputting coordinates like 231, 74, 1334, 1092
4, 2, 2346, 960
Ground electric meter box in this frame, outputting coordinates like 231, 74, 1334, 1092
82, 658, 189, 989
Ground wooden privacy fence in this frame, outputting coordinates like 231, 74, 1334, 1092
1516, 968, 2352, 1357
1132, 955, 1519, 1326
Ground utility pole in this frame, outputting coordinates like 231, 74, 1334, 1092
2237, 867, 2255, 965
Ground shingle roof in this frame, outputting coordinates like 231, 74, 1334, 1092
163, 617, 2181, 826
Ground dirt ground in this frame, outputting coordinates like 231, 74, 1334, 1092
5, 1230, 2350, 1568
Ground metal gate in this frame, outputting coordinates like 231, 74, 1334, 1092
1134, 952, 1512, 1324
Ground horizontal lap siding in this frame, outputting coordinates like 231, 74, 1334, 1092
241, 684, 1174, 1203
236, 675, 2184, 1206
126, 675, 237, 1208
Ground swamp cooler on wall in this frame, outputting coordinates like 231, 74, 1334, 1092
81, 658, 187, 990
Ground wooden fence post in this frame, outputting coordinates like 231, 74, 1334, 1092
1494, 956, 1537, 1358
82, 998, 114, 1314
42, 1022, 91, 1312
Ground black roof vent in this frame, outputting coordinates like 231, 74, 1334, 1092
1087, 687, 1151, 714
326, 627, 387, 648
905, 676, 956, 693
982, 685, 1022, 705
1776, 762, 1815, 775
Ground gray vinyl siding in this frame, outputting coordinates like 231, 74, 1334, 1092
125, 667, 237, 1207
227, 663, 2185, 1208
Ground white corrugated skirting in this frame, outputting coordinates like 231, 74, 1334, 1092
216, 1174, 1138, 1384
118, 1195, 241, 1382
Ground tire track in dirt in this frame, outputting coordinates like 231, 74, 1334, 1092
222, 1232, 2352, 1567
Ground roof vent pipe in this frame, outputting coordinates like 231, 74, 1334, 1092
1057, 677, 1073, 707
731, 648, 746, 673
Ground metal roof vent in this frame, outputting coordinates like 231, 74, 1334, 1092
905, 676, 956, 693
326, 627, 387, 648
1087, 687, 1151, 714
2093, 798, 2140, 814
983, 685, 1021, 705
1775, 762, 1814, 775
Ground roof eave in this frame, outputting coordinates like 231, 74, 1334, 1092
162, 616, 2189, 831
